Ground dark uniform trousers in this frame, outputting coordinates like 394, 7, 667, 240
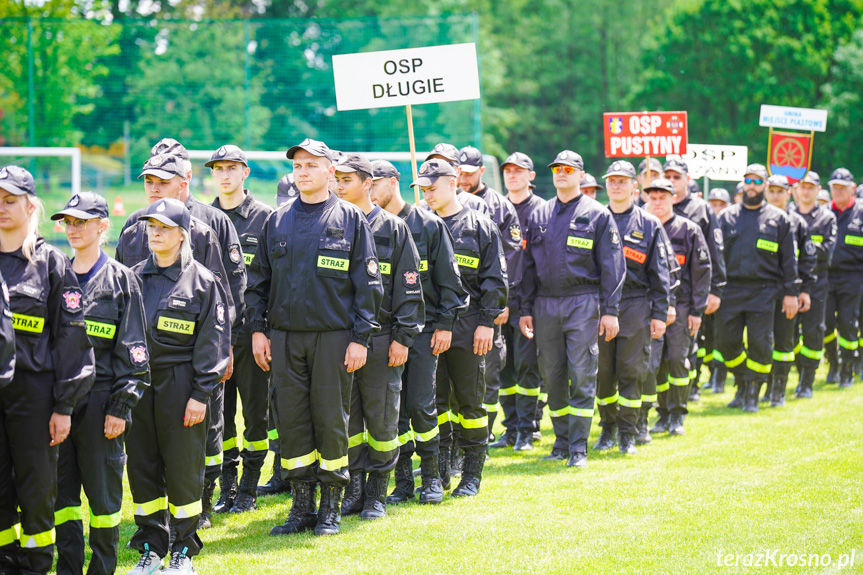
534, 293, 599, 455
222, 335, 270, 474
498, 321, 541, 434
797, 274, 829, 369
715, 287, 776, 386
825, 274, 863, 367
697, 314, 715, 377
204, 384, 224, 484
482, 325, 506, 432
657, 302, 694, 416
397, 329, 440, 459
0, 372, 58, 575
641, 335, 664, 409
772, 298, 796, 380
55, 386, 125, 575
435, 313, 488, 455
128, 365, 207, 558
347, 331, 402, 473
598, 295, 650, 435
271, 329, 352, 486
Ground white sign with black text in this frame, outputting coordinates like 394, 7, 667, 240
666, 144, 749, 181
758, 105, 828, 132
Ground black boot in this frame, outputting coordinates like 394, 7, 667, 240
258, 457, 291, 496
314, 484, 343, 536
199, 478, 215, 529
688, 380, 701, 402
713, 365, 727, 394
770, 373, 788, 407
513, 429, 534, 451
649, 414, 669, 434
451, 450, 484, 497
727, 382, 745, 408
438, 447, 451, 490
702, 368, 715, 390
489, 430, 515, 449
386, 455, 415, 505
760, 375, 772, 403
450, 444, 464, 476
742, 382, 759, 413
340, 471, 365, 516
360, 471, 389, 520
593, 424, 617, 451
840, 359, 854, 388
269, 481, 317, 535
796, 367, 815, 399
668, 412, 685, 436
230, 466, 261, 513
618, 431, 637, 454
213, 466, 238, 514
825, 340, 839, 383
635, 407, 652, 445
418, 455, 443, 504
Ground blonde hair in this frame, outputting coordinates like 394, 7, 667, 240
179, 228, 193, 263
22, 195, 43, 264
98, 218, 112, 248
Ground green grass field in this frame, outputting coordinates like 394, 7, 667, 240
59, 366, 860, 575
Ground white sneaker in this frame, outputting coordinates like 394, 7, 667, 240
164, 549, 196, 575
128, 547, 163, 575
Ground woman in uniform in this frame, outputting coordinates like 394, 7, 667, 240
51, 192, 150, 575
0, 165, 95, 575
127, 198, 229, 575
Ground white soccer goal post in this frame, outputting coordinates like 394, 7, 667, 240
0, 147, 82, 196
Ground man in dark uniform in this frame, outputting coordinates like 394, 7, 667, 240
715, 164, 799, 412
370, 160, 467, 505
790, 171, 837, 397
636, 158, 663, 207
519, 150, 626, 468
424, 143, 490, 216
416, 159, 508, 496
825, 168, 863, 388
494, 152, 545, 450
763, 175, 816, 406
580, 173, 602, 201
247, 139, 383, 537
595, 162, 671, 453
334, 154, 424, 519
207, 145, 273, 514
457, 146, 521, 444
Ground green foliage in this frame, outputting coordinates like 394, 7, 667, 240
820, 27, 863, 172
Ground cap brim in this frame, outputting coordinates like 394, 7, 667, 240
410, 176, 437, 188
138, 214, 181, 228
829, 179, 855, 186
286, 145, 330, 160
548, 162, 582, 169
501, 161, 529, 170
645, 187, 674, 194
204, 158, 248, 168
0, 182, 30, 196
138, 168, 179, 180
663, 167, 686, 174
602, 171, 635, 179
334, 166, 358, 173
459, 165, 481, 173
50, 208, 104, 221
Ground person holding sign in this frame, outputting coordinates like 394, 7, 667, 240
51, 192, 150, 575
414, 158, 508, 496
715, 165, 799, 413
518, 151, 625, 467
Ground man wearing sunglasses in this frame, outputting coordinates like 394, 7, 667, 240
519, 150, 626, 468
715, 164, 799, 413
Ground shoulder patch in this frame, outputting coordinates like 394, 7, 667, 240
62, 289, 83, 312
805, 240, 816, 256
129, 344, 149, 367
216, 302, 226, 325
403, 270, 419, 287
366, 257, 380, 278
609, 227, 620, 246
509, 223, 522, 242
697, 245, 709, 262
713, 228, 724, 245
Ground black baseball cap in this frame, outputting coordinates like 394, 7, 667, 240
371, 160, 400, 181
644, 178, 675, 194
828, 168, 855, 186
801, 171, 821, 186
0, 165, 36, 196
426, 143, 459, 163
410, 159, 458, 188
139, 154, 186, 180
768, 174, 790, 190
581, 173, 602, 190
334, 153, 374, 177
688, 179, 700, 195
205, 145, 248, 168
501, 152, 534, 171
51, 192, 109, 221
603, 160, 636, 180
663, 158, 688, 174
276, 173, 299, 206
744, 164, 769, 180
138, 198, 191, 231
548, 150, 584, 170
817, 189, 831, 202
151, 138, 190, 162
707, 188, 731, 204
735, 182, 744, 195
458, 146, 483, 173
286, 138, 332, 161
638, 157, 663, 175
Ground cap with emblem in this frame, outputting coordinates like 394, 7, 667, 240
276, 173, 299, 206
138, 154, 186, 180
330, 150, 344, 164
410, 159, 458, 188
580, 173, 603, 190
735, 181, 744, 195
644, 178, 675, 194
663, 158, 688, 174
817, 189, 831, 202
688, 179, 700, 195
426, 143, 459, 163
547, 150, 584, 170
603, 160, 636, 180
371, 160, 400, 181
286, 138, 332, 161
0, 165, 36, 196
828, 167, 855, 186
138, 198, 191, 230
205, 144, 248, 168
51, 192, 109, 221
707, 188, 731, 204
150, 138, 189, 162
768, 174, 790, 190
801, 171, 820, 186
501, 152, 534, 171
458, 146, 484, 173
743, 163, 769, 180
334, 153, 374, 177
638, 157, 663, 175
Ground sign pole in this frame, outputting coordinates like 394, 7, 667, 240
406, 104, 420, 204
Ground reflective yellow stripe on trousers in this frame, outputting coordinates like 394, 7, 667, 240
457, 413, 488, 429
243, 438, 269, 452
368, 435, 400, 452
90, 508, 122, 529
0, 523, 21, 546
54, 506, 83, 526
282, 450, 318, 471
415, 427, 439, 442
549, 406, 593, 418
20, 528, 55, 548
168, 500, 202, 519
134, 496, 168, 516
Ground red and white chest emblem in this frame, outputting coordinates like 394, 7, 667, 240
63, 291, 82, 310
404, 271, 419, 285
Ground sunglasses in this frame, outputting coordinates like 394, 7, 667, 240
744, 177, 764, 185
551, 165, 576, 175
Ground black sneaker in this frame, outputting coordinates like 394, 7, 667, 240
566, 452, 587, 468
541, 448, 567, 461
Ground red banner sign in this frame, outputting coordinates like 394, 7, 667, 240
767, 130, 813, 185
603, 111, 688, 158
